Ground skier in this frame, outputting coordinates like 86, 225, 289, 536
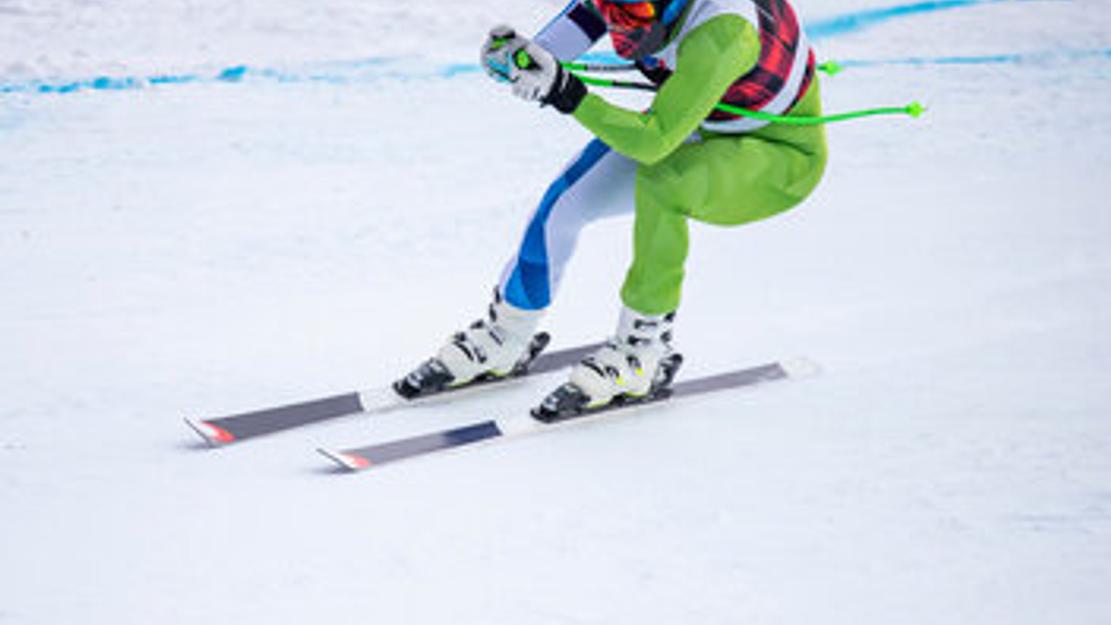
400, 0, 828, 417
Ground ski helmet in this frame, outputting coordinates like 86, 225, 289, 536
592, 0, 691, 59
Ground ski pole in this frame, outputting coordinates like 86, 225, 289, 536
558, 60, 924, 125
509, 48, 925, 125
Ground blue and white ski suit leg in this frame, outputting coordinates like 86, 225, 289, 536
498, 139, 637, 311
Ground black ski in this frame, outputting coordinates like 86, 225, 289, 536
185, 333, 600, 446
318, 358, 819, 472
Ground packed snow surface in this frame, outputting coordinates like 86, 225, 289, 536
1, 0, 1109, 623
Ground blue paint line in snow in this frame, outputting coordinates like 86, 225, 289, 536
217, 65, 249, 82
148, 74, 199, 86
839, 48, 1111, 69
440, 63, 482, 79
808, 0, 1016, 40
0, 57, 400, 95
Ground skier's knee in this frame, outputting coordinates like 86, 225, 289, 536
634, 162, 695, 216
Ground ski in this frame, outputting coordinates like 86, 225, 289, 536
185, 333, 601, 447
318, 357, 820, 472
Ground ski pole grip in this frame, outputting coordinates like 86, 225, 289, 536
514, 48, 539, 71
489, 26, 517, 47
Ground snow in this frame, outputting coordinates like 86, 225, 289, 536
1, 0, 1110, 623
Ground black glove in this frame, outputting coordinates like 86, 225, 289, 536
542, 63, 588, 114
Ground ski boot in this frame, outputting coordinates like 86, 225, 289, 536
532, 306, 683, 423
394, 289, 546, 399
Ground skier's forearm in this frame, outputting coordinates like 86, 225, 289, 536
572, 16, 758, 165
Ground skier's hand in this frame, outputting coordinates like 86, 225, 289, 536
482, 27, 587, 114
505, 38, 560, 102
481, 25, 525, 82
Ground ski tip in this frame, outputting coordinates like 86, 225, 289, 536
184, 418, 237, 447
779, 357, 822, 379
317, 448, 372, 472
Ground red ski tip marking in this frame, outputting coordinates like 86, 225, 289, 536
319, 448, 372, 471
339, 452, 371, 470
186, 419, 237, 445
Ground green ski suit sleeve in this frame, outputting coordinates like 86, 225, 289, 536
572, 15, 760, 165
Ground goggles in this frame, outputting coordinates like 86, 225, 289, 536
593, 0, 659, 32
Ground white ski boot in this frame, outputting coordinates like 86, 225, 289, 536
533, 306, 682, 421
395, 290, 544, 398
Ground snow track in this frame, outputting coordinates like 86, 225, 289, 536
1, 0, 1109, 623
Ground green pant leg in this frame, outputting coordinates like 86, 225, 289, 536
620, 84, 829, 315
621, 174, 692, 316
